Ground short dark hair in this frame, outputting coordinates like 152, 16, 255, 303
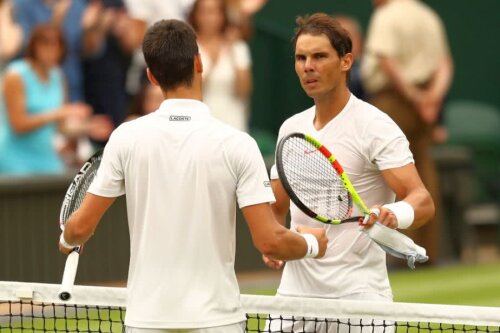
142, 19, 199, 91
292, 13, 352, 58
26, 24, 67, 63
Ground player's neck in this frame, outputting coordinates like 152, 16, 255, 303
313, 87, 351, 130
163, 78, 203, 101
163, 87, 202, 101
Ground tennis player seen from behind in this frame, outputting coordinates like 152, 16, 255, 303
58, 19, 328, 333
265, 13, 435, 332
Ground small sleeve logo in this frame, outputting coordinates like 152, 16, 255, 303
263, 181, 271, 187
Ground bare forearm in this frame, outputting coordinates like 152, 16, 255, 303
0, 2, 22, 59
234, 68, 252, 99
381, 165, 435, 230
63, 194, 116, 245
258, 225, 309, 260
379, 56, 419, 102
428, 55, 454, 101
242, 203, 308, 260
10, 110, 63, 134
63, 210, 97, 245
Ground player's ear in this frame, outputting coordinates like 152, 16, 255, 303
194, 53, 203, 74
341, 53, 353, 72
146, 68, 160, 86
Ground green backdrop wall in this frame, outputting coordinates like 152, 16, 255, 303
248, 0, 500, 138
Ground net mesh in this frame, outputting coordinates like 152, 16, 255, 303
277, 135, 352, 222
1, 282, 499, 333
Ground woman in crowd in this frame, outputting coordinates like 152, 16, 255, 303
188, 0, 253, 132
0, 24, 107, 174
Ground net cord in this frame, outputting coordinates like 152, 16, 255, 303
0, 282, 498, 327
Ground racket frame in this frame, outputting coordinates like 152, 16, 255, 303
58, 149, 103, 301
276, 132, 371, 224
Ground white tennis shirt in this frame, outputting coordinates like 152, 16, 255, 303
270, 94, 414, 300
89, 99, 275, 328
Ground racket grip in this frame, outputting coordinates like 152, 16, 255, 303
59, 250, 80, 301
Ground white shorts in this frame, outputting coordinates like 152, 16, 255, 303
266, 293, 395, 333
125, 322, 245, 333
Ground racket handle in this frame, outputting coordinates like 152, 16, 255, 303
59, 250, 79, 301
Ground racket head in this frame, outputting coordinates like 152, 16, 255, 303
276, 132, 358, 224
59, 149, 103, 231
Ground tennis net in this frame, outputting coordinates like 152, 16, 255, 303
0, 281, 499, 332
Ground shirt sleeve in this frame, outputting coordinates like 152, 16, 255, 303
232, 134, 275, 208
365, 114, 414, 170
88, 128, 126, 197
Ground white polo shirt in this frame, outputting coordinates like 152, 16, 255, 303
89, 99, 275, 329
270, 94, 413, 300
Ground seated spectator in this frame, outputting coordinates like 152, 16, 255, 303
0, 24, 111, 174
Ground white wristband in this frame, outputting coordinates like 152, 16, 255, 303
383, 201, 414, 229
59, 233, 78, 250
300, 233, 319, 259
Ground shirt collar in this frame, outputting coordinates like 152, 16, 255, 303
156, 99, 211, 118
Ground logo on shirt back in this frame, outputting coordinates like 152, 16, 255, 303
169, 115, 191, 121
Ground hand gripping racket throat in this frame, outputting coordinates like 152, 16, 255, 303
58, 149, 103, 300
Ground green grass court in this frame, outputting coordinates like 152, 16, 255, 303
242, 262, 500, 307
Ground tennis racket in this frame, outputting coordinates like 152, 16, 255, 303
58, 149, 103, 301
276, 132, 372, 224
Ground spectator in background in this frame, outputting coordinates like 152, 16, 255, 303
0, 24, 93, 174
225, 0, 268, 41
361, 0, 454, 264
125, 81, 163, 121
122, 0, 196, 96
333, 15, 367, 101
82, 0, 135, 132
188, 0, 253, 132
11, 0, 97, 102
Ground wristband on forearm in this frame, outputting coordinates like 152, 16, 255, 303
300, 233, 319, 258
59, 233, 78, 250
383, 201, 415, 229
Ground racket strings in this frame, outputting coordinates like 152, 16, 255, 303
282, 137, 351, 220
61, 154, 103, 223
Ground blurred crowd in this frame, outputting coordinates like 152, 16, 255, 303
0, 0, 266, 174
0, 0, 457, 264
0, 0, 452, 202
